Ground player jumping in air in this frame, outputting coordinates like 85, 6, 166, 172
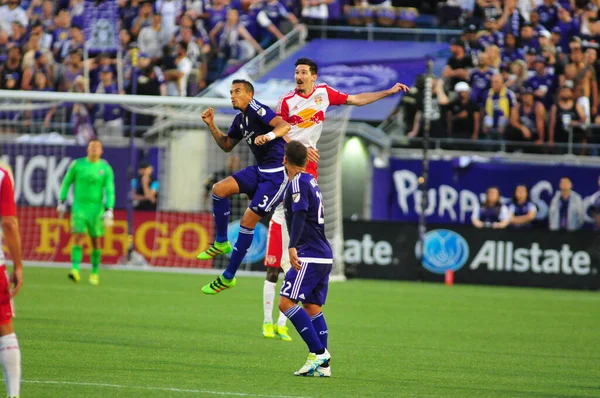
197, 79, 291, 294
0, 164, 24, 397
279, 141, 333, 377
261, 57, 409, 339
58, 139, 116, 286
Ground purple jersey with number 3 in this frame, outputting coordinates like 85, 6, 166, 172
284, 172, 332, 260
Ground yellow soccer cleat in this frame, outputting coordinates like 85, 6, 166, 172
263, 322, 275, 338
68, 270, 80, 283
276, 325, 292, 342
89, 274, 99, 286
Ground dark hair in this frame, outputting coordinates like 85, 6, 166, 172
285, 141, 308, 167
295, 58, 318, 75
512, 184, 528, 203
231, 79, 254, 94
177, 40, 188, 51
484, 186, 501, 209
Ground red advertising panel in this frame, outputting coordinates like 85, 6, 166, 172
12, 208, 214, 268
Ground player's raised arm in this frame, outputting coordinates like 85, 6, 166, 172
202, 107, 240, 152
255, 116, 291, 146
0, 172, 23, 297
345, 82, 410, 107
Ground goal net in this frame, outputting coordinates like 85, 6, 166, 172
0, 90, 350, 279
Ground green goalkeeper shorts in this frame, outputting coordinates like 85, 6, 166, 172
71, 204, 105, 238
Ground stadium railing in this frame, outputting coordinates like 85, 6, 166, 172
305, 25, 461, 43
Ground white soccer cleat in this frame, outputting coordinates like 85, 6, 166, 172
294, 349, 331, 376
312, 364, 331, 377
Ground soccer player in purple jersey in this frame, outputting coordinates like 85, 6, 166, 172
279, 141, 332, 377
198, 79, 291, 294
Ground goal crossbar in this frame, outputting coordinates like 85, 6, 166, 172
0, 89, 276, 109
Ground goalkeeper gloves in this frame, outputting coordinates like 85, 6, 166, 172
103, 209, 114, 228
56, 201, 66, 217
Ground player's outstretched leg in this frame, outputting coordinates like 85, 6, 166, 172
197, 194, 233, 260
202, 208, 261, 295
280, 299, 329, 376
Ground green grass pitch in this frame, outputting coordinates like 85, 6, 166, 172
14, 266, 600, 397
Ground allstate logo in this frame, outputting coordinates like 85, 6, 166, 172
417, 229, 470, 274
319, 64, 399, 94
226, 221, 268, 263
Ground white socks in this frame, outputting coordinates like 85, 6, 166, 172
277, 311, 287, 327
0, 333, 20, 398
263, 281, 276, 323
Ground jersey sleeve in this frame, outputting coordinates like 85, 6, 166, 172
276, 95, 290, 122
291, 178, 310, 213
325, 85, 349, 106
150, 181, 159, 191
0, 170, 16, 217
227, 115, 243, 139
248, 99, 277, 125
59, 160, 77, 202
104, 164, 116, 209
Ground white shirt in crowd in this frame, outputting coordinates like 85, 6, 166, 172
0, 4, 28, 35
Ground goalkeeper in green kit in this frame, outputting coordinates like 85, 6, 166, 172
58, 140, 115, 286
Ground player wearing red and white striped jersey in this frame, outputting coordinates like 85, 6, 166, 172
0, 164, 23, 398
261, 58, 409, 340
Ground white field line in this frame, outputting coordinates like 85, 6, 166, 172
23, 380, 314, 398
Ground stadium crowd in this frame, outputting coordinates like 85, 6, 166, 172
402, 0, 600, 152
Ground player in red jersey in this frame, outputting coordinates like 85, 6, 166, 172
0, 164, 23, 398
261, 58, 409, 340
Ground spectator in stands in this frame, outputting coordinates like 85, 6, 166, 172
461, 24, 479, 57
551, 26, 566, 60
131, 0, 154, 37
485, 44, 502, 69
519, 23, 540, 54
526, 56, 556, 110
583, 47, 599, 115
557, 7, 579, 51
548, 86, 586, 147
69, 0, 85, 28
541, 44, 561, 76
0, 0, 29, 36
444, 38, 474, 91
0, 31, 9, 59
59, 49, 83, 92
132, 161, 159, 211
71, 76, 96, 144
25, 71, 55, 128
21, 50, 53, 91
446, 81, 480, 140
472, 186, 510, 229
59, 25, 85, 62
561, 62, 577, 88
51, 9, 71, 57
28, 20, 51, 51
262, 0, 302, 48
438, 0, 474, 28
210, 8, 264, 79
165, 41, 193, 96
509, 185, 537, 228
549, 177, 585, 231
137, 52, 167, 96
497, 0, 522, 36
27, 0, 44, 22
9, 20, 27, 50
537, 0, 559, 31
157, 0, 184, 39
119, 0, 142, 31
139, 13, 172, 61
469, 52, 494, 106
501, 33, 524, 64
94, 66, 123, 138
509, 86, 545, 144
40, 0, 55, 31
301, 0, 332, 35
22, 29, 44, 68
505, 59, 528, 92
473, 0, 503, 25
483, 73, 517, 136
407, 77, 449, 139
206, 0, 228, 32
0, 47, 22, 90
483, 18, 504, 48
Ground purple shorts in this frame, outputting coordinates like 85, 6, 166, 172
280, 259, 332, 306
232, 165, 287, 217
